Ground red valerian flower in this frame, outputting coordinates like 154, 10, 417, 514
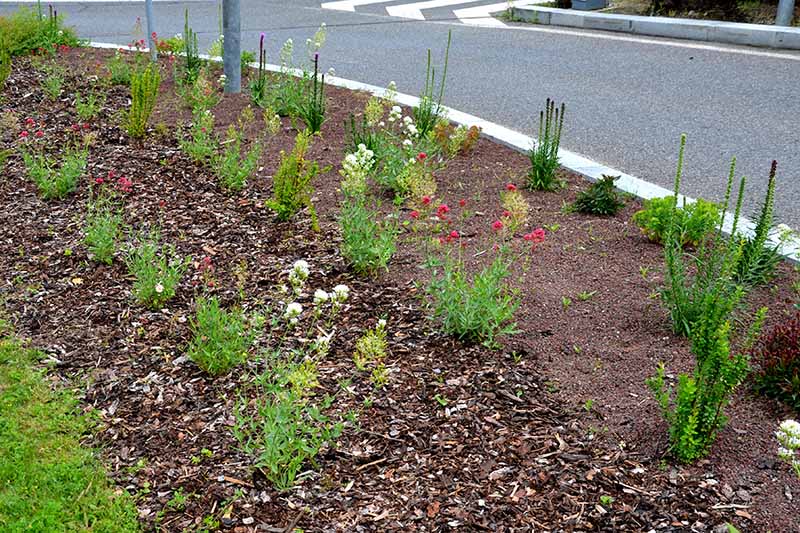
437, 204, 450, 219
459, 199, 466, 207
82, 123, 90, 130
506, 183, 517, 191
410, 210, 419, 220
421, 196, 431, 206
417, 152, 427, 162
492, 220, 504, 231
95, 176, 104, 184
523, 228, 546, 244
25, 118, 35, 127
502, 210, 511, 218
117, 176, 133, 193
151, 31, 158, 39
71, 123, 80, 132
450, 230, 459, 239
34, 130, 44, 138
19, 131, 29, 139
199, 256, 214, 273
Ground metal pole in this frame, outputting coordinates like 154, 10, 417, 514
222, 0, 241, 94
776, 0, 795, 26
145, 0, 157, 62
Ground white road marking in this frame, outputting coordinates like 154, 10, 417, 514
387, 0, 482, 20
454, 0, 540, 27
321, 0, 397, 12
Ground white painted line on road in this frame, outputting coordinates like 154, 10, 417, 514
321, 0, 396, 12
387, 0, 483, 21
90, 41, 800, 262
454, 0, 541, 28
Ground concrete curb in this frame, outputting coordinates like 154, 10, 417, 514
510, 6, 800, 50
90, 42, 800, 262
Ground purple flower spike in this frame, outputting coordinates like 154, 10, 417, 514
315, 52, 319, 61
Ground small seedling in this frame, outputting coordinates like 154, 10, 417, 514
561, 296, 572, 310
599, 495, 614, 507
577, 290, 596, 302
434, 393, 449, 407
639, 265, 650, 280
584, 399, 594, 412
543, 223, 560, 233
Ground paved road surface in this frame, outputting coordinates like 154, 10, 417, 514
2, 0, 799, 226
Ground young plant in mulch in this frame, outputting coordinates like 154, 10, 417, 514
187, 295, 259, 375
296, 52, 326, 134
105, 50, 131, 86
179, 107, 217, 164
267, 130, 326, 228
648, 307, 766, 463
571, 174, 626, 216
733, 160, 781, 286
353, 319, 390, 389
338, 143, 398, 276
751, 311, 800, 413
432, 122, 481, 158
125, 61, 160, 139
659, 135, 749, 338
19, 122, 88, 200
633, 195, 720, 247
420, 190, 546, 348
231, 261, 351, 491
412, 30, 451, 139
125, 229, 190, 309
213, 107, 262, 192
527, 98, 565, 192
84, 191, 123, 265
74, 90, 103, 121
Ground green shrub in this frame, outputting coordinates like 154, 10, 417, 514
41, 68, 63, 101
734, 160, 780, 286
75, 90, 103, 121
0, 6, 79, 57
633, 196, 720, 247
187, 296, 255, 375
527, 98, 565, 191
179, 108, 217, 164
22, 146, 87, 200
339, 197, 397, 276
426, 254, 519, 348
267, 131, 324, 226
126, 62, 160, 139
647, 308, 765, 463
752, 312, 800, 413
0, 337, 140, 532
84, 197, 122, 264
571, 174, 625, 216
125, 230, 189, 309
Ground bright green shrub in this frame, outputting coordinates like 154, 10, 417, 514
633, 196, 720, 247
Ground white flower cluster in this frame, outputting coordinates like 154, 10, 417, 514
306, 23, 327, 59
341, 144, 375, 184
288, 259, 310, 295
280, 38, 294, 69
388, 105, 402, 123
284, 301, 303, 325
385, 81, 398, 105
311, 330, 333, 357
402, 115, 418, 138
777, 419, 800, 478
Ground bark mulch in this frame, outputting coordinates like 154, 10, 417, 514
1, 47, 798, 532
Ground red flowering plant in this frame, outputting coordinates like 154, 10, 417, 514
18, 118, 89, 200
418, 186, 546, 348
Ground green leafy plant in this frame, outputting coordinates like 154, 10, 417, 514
427, 253, 519, 348
633, 196, 720, 247
250, 37, 305, 117
249, 33, 268, 108
179, 108, 217, 164
187, 296, 256, 375
74, 90, 103, 121
647, 308, 766, 463
527, 98, 565, 191
751, 312, 800, 412
412, 30, 451, 139
0, 46, 11, 92
180, 9, 202, 85
353, 320, 388, 371
267, 130, 325, 226
177, 67, 220, 112
106, 50, 131, 86
0, 5, 79, 57
125, 230, 189, 309
41, 69, 63, 101
126, 61, 161, 139
734, 160, 780, 286
84, 196, 122, 264
22, 146, 87, 200
0, 337, 140, 532
214, 107, 261, 191
339, 197, 397, 276
344, 113, 382, 154
571, 174, 626, 215
297, 52, 326, 133
659, 136, 747, 338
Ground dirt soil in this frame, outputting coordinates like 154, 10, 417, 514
1, 47, 798, 532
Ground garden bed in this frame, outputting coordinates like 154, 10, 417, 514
1, 44, 798, 532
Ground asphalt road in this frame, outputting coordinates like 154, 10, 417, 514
3, 0, 799, 226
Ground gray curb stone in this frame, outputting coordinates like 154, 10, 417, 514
511, 6, 800, 50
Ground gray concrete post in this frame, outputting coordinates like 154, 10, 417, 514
776, 0, 795, 26
222, 0, 241, 94
145, 0, 157, 62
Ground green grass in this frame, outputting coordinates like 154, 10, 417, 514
0, 337, 140, 533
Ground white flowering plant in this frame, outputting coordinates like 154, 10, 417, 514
777, 419, 800, 478
125, 229, 190, 309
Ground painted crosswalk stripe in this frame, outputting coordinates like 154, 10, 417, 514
321, 0, 397, 11
454, 0, 544, 27
386, 0, 484, 20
